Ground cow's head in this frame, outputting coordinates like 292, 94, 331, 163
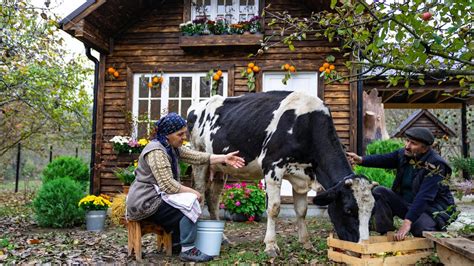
313, 175, 376, 242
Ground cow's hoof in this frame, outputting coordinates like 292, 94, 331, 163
303, 242, 315, 251
222, 236, 235, 246
265, 249, 279, 258
264, 244, 280, 257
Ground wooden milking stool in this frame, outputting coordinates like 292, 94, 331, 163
127, 220, 173, 261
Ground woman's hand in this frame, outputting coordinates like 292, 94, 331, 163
210, 151, 245, 168
224, 151, 245, 168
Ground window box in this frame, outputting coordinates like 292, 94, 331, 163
179, 34, 263, 48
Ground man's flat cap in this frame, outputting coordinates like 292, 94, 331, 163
405, 127, 434, 145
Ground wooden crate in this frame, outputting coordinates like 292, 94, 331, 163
327, 233, 434, 265
423, 231, 474, 265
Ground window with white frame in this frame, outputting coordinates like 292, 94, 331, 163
191, 0, 258, 23
132, 72, 228, 138
262, 72, 318, 98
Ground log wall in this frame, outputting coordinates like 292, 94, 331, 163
95, 0, 355, 193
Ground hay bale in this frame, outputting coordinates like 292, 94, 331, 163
110, 194, 127, 226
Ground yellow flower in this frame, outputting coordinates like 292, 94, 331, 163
79, 195, 111, 209
134, 160, 138, 167
138, 138, 149, 146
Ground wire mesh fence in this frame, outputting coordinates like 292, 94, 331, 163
0, 144, 90, 192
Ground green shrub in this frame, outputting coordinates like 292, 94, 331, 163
365, 139, 404, 155
357, 139, 404, 187
449, 156, 474, 179
113, 165, 136, 185
33, 177, 85, 228
179, 161, 191, 178
42, 156, 89, 184
355, 166, 395, 188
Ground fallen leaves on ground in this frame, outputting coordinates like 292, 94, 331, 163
1, 190, 334, 264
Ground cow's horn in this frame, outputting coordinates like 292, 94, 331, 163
370, 181, 379, 188
344, 179, 353, 186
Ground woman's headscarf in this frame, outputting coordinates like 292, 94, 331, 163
154, 112, 187, 180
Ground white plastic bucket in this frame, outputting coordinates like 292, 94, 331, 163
195, 220, 225, 256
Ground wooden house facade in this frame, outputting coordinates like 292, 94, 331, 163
61, 0, 358, 194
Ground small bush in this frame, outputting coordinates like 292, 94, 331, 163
42, 156, 89, 184
365, 139, 404, 155
33, 178, 85, 228
449, 156, 474, 179
354, 166, 395, 188
357, 139, 403, 187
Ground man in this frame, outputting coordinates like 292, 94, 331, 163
347, 127, 456, 241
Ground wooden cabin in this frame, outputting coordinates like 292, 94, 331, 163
62, 0, 473, 195
61, 0, 357, 194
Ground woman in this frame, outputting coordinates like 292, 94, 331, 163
126, 112, 245, 262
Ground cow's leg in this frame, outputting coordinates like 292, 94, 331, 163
192, 164, 208, 208
263, 170, 283, 257
292, 188, 314, 250
205, 171, 224, 220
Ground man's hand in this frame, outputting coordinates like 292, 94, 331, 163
394, 219, 412, 241
346, 152, 362, 165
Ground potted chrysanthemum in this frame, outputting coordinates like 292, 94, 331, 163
78, 194, 112, 232
219, 181, 266, 222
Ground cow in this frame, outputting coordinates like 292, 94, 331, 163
187, 91, 376, 257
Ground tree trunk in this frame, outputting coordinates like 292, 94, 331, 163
363, 89, 389, 153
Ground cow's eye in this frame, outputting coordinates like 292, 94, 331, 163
344, 208, 352, 215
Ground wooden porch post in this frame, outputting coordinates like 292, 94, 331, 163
461, 102, 469, 179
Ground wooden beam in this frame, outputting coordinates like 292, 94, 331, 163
69, 19, 110, 53
62, 0, 107, 31
384, 103, 462, 109
436, 94, 455, 104
408, 90, 432, 103
382, 90, 402, 103
179, 34, 263, 48
368, 85, 461, 92
183, 0, 191, 22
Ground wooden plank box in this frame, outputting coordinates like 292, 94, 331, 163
327, 233, 434, 265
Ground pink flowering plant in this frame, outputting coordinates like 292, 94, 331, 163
220, 181, 266, 221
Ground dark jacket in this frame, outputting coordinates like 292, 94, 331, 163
361, 148, 455, 228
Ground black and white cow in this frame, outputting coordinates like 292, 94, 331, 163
187, 91, 376, 257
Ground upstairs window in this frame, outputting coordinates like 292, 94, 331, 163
192, 0, 258, 24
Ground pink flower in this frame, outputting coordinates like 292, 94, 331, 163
128, 139, 138, 147
258, 181, 264, 189
241, 181, 247, 187
224, 184, 232, 189
234, 183, 241, 189
245, 189, 251, 195
219, 203, 225, 209
235, 201, 241, 206
248, 216, 255, 222
229, 193, 234, 199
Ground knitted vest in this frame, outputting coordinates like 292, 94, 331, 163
126, 140, 179, 221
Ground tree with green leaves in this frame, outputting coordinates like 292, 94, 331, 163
260, 0, 472, 95
0, 0, 92, 156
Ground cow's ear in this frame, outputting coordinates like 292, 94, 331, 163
312, 189, 337, 206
